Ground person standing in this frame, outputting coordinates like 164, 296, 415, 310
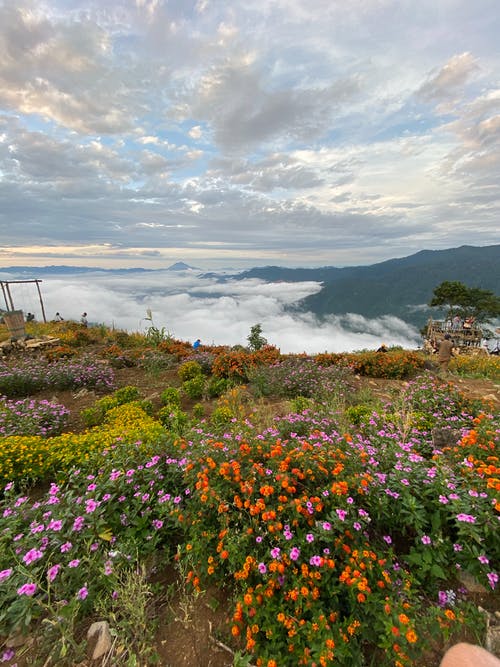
437, 334, 454, 374
80, 312, 88, 327
54, 312, 64, 322
193, 338, 201, 350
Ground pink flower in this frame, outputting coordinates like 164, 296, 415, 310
421, 535, 432, 545
68, 559, 80, 568
23, 548, 44, 565
77, 587, 89, 600
47, 564, 61, 582
17, 583, 37, 596
60, 541, 73, 553
0, 568, 13, 582
72, 516, 85, 531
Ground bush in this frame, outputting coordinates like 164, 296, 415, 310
178, 361, 203, 382
160, 387, 181, 407
157, 406, 189, 435
206, 376, 231, 398
81, 386, 141, 427
210, 405, 234, 429
182, 376, 205, 400
349, 350, 425, 379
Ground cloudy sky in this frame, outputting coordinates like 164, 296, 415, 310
0, 0, 499, 270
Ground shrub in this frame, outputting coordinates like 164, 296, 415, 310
206, 376, 231, 398
449, 353, 500, 380
182, 376, 205, 400
178, 361, 203, 382
160, 387, 181, 407
158, 406, 189, 435
192, 403, 205, 419
81, 386, 141, 427
349, 350, 426, 379
212, 350, 253, 381
210, 405, 234, 429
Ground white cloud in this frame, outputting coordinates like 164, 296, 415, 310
0, 0, 499, 268
9, 269, 421, 353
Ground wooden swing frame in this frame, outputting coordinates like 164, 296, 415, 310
0, 279, 47, 323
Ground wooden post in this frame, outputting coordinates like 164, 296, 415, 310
35, 280, 47, 323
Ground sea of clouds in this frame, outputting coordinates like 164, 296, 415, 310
1, 270, 422, 354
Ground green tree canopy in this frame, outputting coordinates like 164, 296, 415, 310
429, 281, 500, 323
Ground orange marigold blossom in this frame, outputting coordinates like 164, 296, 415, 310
405, 629, 417, 643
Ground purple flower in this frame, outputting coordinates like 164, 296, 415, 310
60, 541, 73, 553
322, 522, 331, 531
309, 555, 322, 566
47, 564, 61, 582
72, 516, 85, 531
152, 519, 163, 530
0, 568, 13, 582
456, 513, 476, 523
2, 648, 15, 662
68, 559, 80, 568
17, 583, 37, 596
85, 499, 99, 514
290, 547, 301, 561
383, 535, 392, 545
336, 509, 347, 521
487, 572, 498, 590
270, 547, 281, 559
421, 535, 432, 545
47, 519, 63, 531
258, 562, 267, 574
77, 587, 89, 600
478, 555, 490, 565
306, 533, 314, 543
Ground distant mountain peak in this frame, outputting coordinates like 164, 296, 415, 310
166, 261, 200, 271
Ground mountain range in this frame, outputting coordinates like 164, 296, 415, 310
227, 245, 500, 329
1, 245, 498, 330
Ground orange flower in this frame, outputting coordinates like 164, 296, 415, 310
405, 629, 417, 643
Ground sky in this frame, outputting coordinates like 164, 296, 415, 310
0, 0, 499, 270
0, 268, 421, 352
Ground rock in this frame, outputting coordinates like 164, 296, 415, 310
5, 632, 30, 648
457, 570, 488, 593
432, 428, 461, 449
87, 620, 112, 660
479, 607, 500, 657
